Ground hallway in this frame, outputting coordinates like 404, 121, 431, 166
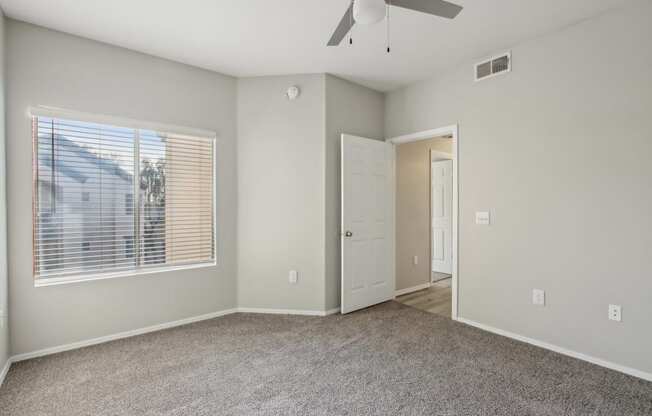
395, 278, 452, 318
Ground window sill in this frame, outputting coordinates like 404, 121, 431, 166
34, 261, 218, 287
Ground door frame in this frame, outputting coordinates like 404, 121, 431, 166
431, 150, 453, 161
388, 125, 459, 321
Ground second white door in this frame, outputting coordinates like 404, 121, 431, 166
431, 159, 453, 274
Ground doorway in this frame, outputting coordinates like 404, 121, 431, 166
389, 126, 458, 320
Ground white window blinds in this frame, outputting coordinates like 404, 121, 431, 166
33, 115, 216, 283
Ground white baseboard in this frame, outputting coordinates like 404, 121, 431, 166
6, 309, 649, 387
395, 282, 431, 297
11, 308, 238, 362
237, 307, 340, 317
323, 307, 341, 316
0, 358, 11, 388
8, 307, 342, 365
456, 317, 652, 382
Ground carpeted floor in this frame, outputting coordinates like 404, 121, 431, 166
1, 302, 651, 415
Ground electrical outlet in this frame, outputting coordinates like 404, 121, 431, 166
532, 289, 545, 306
608, 304, 622, 322
289, 270, 298, 284
413, 256, 419, 265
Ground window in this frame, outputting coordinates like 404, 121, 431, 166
123, 236, 134, 259
32, 114, 216, 284
125, 193, 133, 216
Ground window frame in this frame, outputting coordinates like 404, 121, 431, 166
31, 106, 218, 287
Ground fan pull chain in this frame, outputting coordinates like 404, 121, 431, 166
386, 1, 391, 53
349, 0, 354, 45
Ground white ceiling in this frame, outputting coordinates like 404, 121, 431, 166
0, 0, 634, 91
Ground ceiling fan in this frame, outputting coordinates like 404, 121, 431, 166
327, 0, 463, 50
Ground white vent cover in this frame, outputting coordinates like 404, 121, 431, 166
475, 52, 511, 81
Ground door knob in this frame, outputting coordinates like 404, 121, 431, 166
344, 231, 353, 237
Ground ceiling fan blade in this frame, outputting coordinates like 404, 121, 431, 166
327, 2, 355, 46
387, 0, 463, 19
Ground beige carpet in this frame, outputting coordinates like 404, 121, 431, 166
1, 302, 651, 415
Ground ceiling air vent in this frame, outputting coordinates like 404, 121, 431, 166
475, 52, 511, 82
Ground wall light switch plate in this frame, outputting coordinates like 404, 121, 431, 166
608, 304, 622, 322
413, 256, 419, 265
289, 270, 298, 284
532, 289, 545, 306
476, 211, 490, 225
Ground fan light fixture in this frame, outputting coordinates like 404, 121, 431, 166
327, 0, 463, 53
353, 0, 386, 25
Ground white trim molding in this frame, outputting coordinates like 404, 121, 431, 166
0, 358, 11, 388
34, 262, 217, 288
395, 282, 431, 297
323, 307, 342, 316
5, 308, 649, 387
237, 307, 340, 317
7, 307, 343, 368
11, 309, 238, 362
387, 125, 457, 145
457, 317, 652, 382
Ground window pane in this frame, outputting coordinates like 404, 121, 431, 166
139, 132, 167, 266
139, 131, 215, 268
34, 116, 136, 278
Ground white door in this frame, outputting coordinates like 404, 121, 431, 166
341, 134, 394, 314
431, 160, 453, 274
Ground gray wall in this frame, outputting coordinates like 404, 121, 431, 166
386, 1, 652, 373
0, 10, 9, 369
237, 74, 384, 312
324, 75, 384, 310
6, 20, 238, 355
237, 74, 327, 311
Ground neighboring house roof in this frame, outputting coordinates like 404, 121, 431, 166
39, 135, 133, 183
39, 153, 88, 183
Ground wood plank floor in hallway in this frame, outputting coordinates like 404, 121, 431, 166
395, 278, 452, 318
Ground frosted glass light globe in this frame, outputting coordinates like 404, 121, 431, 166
353, 0, 386, 25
